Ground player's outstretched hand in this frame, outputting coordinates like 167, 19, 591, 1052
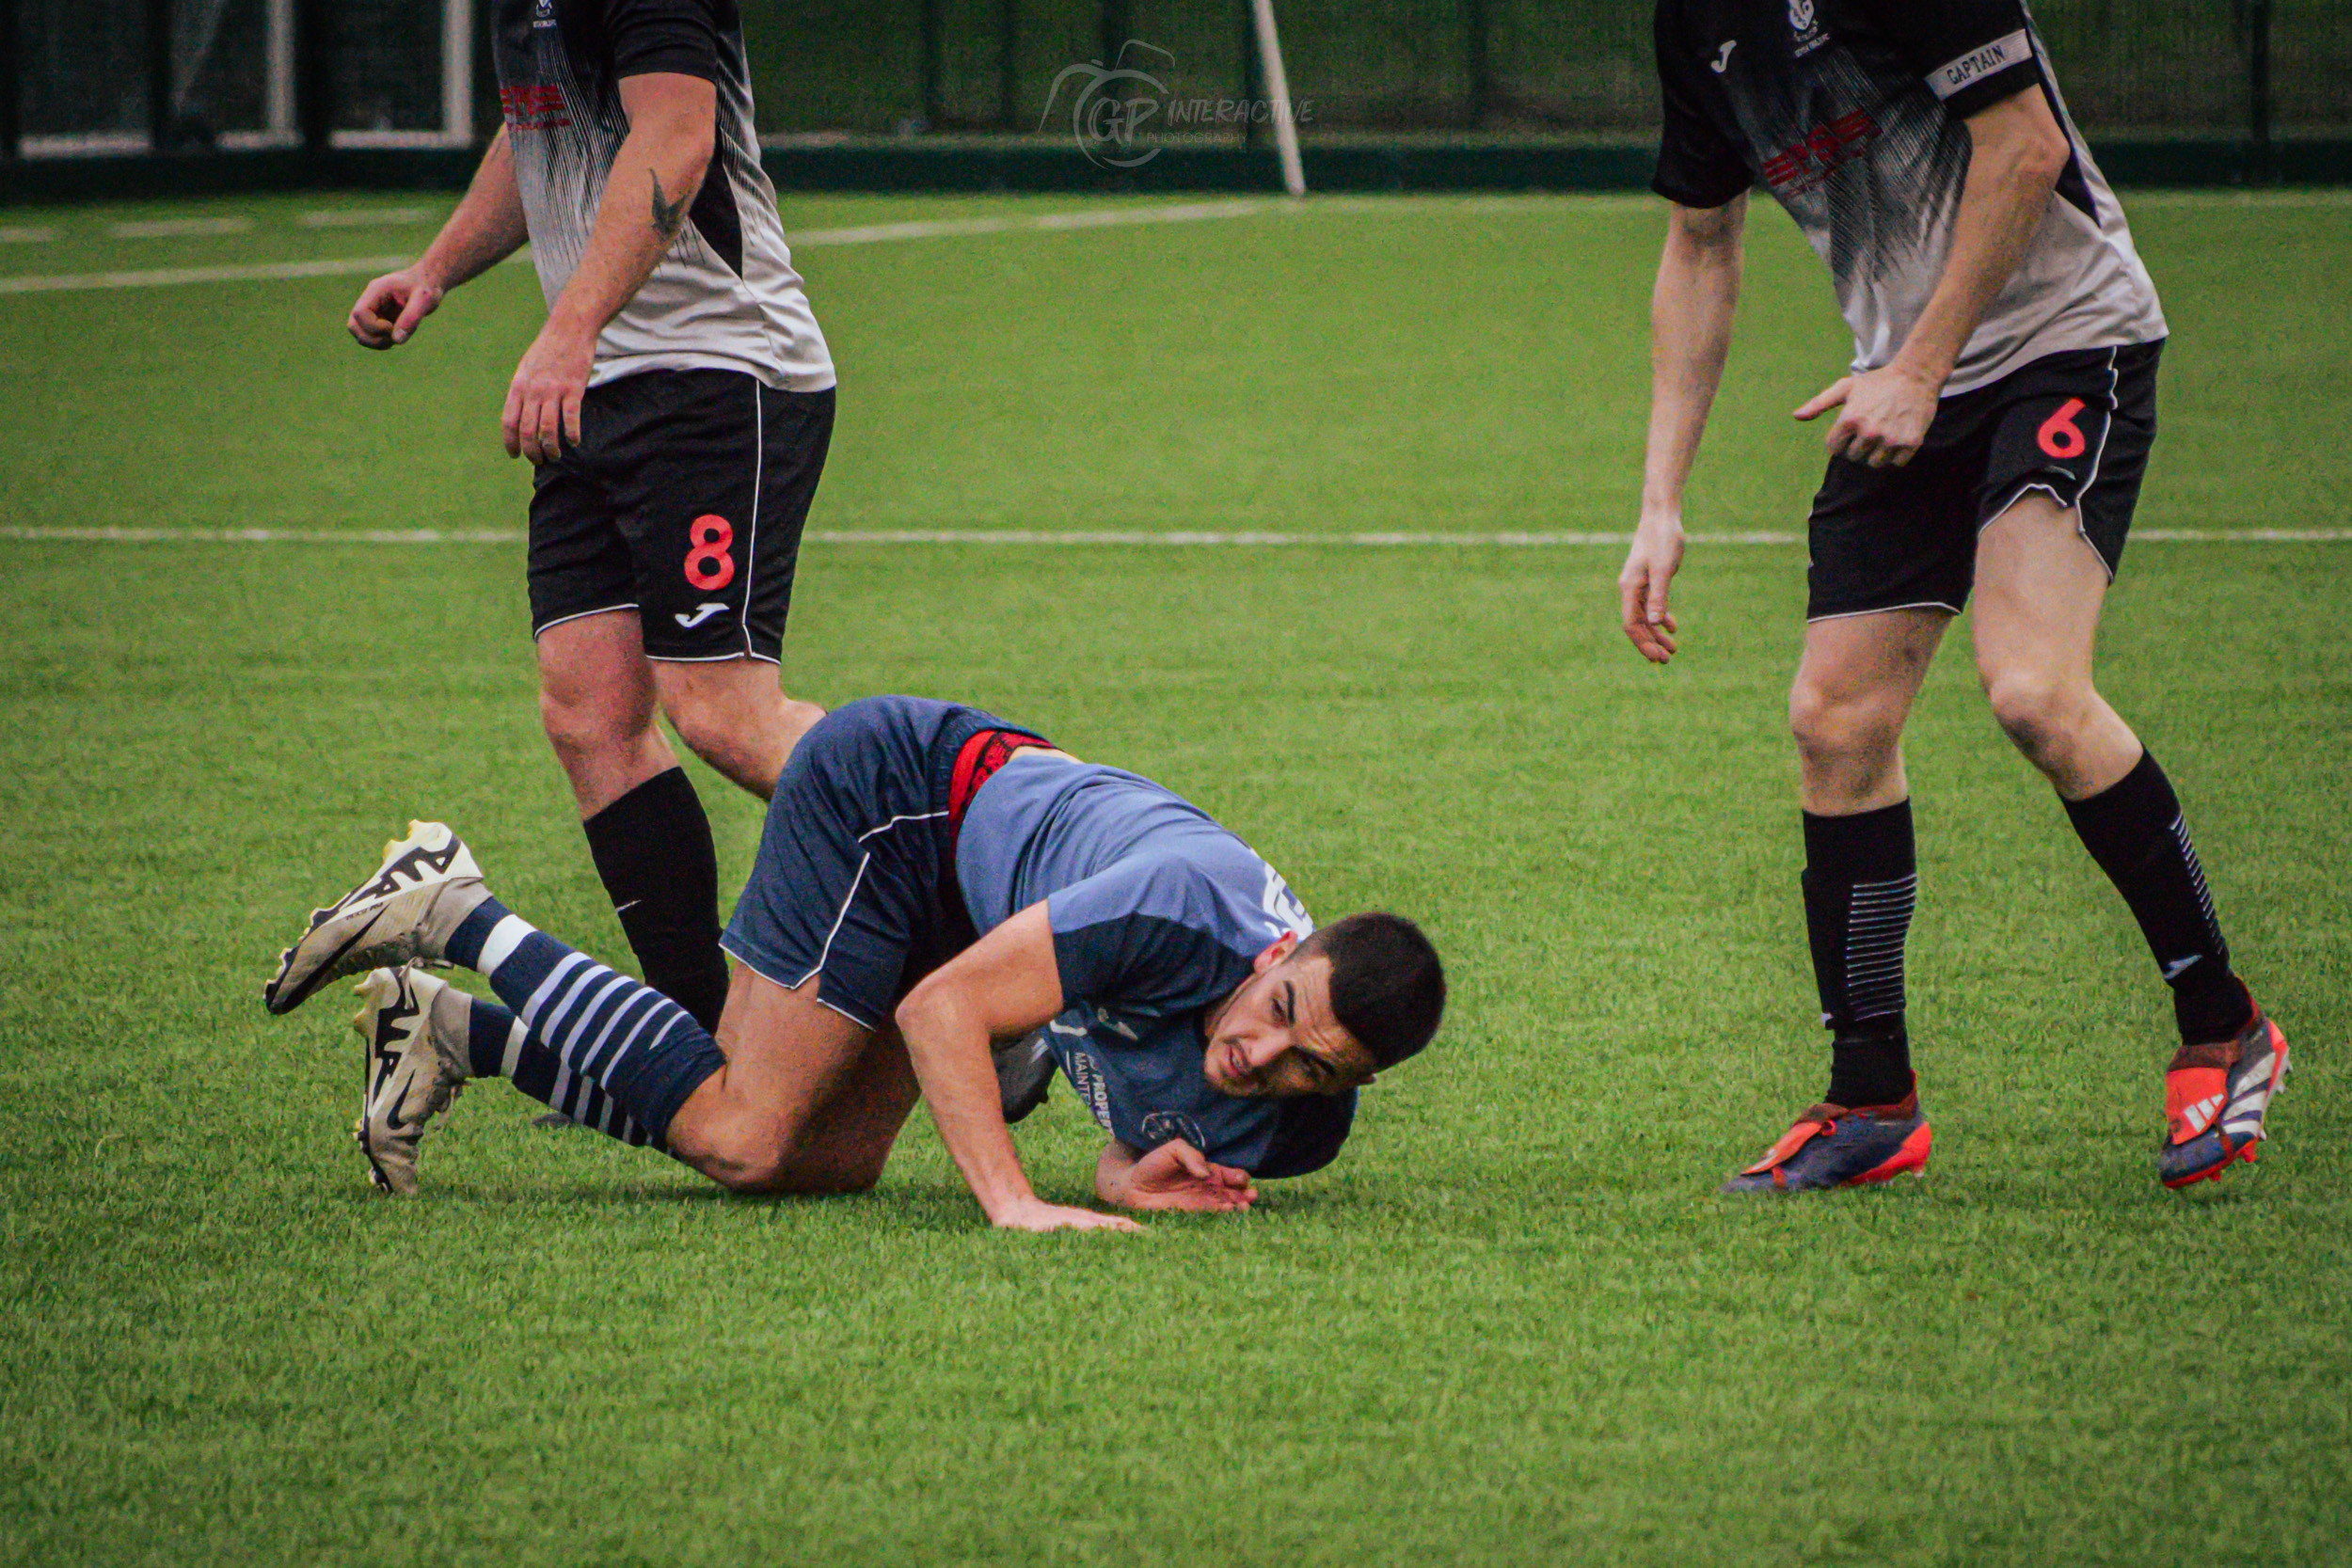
1617, 514, 1685, 664
1114, 1139, 1259, 1213
990, 1198, 1143, 1234
347, 267, 443, 350
1795, 361, 1939, 469
503, 324, 595, 465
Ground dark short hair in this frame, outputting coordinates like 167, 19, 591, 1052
1299, 911, 1445, 1071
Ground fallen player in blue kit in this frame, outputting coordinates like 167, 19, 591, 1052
265, 696, 1446, 1231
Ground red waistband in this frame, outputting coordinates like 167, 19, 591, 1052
947, 727, 1052, 839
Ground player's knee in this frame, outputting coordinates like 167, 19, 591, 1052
1788, 679, 1900, 766
1982, 669, 2085, 752
712, 1143, 882, 1196
781, 1155, 885, 1196
538, 684, 653, 760
662, 693, 750, 767
702, 1125, 795, 1193
660, 680, 780, 768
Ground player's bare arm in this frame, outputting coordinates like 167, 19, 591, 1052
1619, 193, 1746, 665
347, 128, 528, 350
1793, 87, 2072, 468
503, 71, 719, 465
893, 905, 1143, 1234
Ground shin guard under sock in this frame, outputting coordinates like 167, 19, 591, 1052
445, 897, 723, 1143
582, 768, 730, 1033
1804, 801, 1918, 1109
458, 991, 652, 1146
2062, 749, 2250, 1044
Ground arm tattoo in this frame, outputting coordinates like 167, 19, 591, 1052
647, 169, 689, 242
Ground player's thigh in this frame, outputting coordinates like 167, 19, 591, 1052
1791, 608, 1949, 736
774, 1026, 920, 1192
1971, 493, 2110, 693
535, 609, 658, 727
648, 655, 795, 755
710, 964, 880, 1130
1968, 341, 2160, 690
598, 371, 834, 666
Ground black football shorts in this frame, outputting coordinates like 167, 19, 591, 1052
1806, 341, 2162, 621
527, 369, 834, 661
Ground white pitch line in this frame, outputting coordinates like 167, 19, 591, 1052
297, 206, 437, 229
0, 253, 420, 295
109, 216, 255, 239
0, 201, 1286, 296
3, 526, 2345, 547
5, 186, 2345, 297
0, 226, 57, 245
769, 198, 1271, 248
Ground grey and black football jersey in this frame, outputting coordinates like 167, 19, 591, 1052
491, 0, 834, 392
1652, 0, 2164, 394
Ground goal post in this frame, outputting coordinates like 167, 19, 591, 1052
1248, 0, 1306, 198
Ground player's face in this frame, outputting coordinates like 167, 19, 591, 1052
1201, 939, 1375, 1100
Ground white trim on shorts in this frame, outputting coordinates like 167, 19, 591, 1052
1804, 599, 1963, 625
741, 378, 765, 659
532, 602, 640, 639
715, 934, 884, 1031
643, 649, 779, 665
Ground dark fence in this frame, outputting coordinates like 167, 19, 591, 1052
3, 2, 2348, 186
752, 1, 2344, 138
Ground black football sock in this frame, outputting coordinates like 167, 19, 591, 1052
1803, 801, 1919, 1109
581, 767, 729, 1034
2062, 749, 2251, 1045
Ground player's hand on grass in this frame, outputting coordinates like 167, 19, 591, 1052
1795, 361, 1940, 468
989, 1196, 1143, 1234
503, 324, 596, 465
347, 267, 445, 350
1100, 1139, 1258, 1212
1618, 513, 1686, 664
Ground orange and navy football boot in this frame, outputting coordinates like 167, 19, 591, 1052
2157, 994, 2288, 1190
1720, 1090, 1931, 1195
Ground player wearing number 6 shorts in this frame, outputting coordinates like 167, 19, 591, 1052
1618, 0, 2286, 1192
344, 0, 835, 1036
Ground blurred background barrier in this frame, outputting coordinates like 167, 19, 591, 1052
3, 0, 2348, 198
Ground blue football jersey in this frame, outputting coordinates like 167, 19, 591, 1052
956, 753, 1355, 1177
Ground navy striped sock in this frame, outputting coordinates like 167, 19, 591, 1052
459, 994, 652, 1147
445, 898, 724, 1142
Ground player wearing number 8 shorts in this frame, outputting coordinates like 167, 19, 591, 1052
345, 0, 837, 1038
1620, 0, 2287, 1193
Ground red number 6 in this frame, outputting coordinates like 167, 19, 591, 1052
2037, 398, 2089, 460
684, 515, 736, 591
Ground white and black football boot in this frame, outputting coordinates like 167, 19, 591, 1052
349, 966, 475, 1196
263, 820, 488, 1016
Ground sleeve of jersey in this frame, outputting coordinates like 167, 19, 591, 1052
605, 0, 723, 82
1649, 2, 1752, 210
1047, 856, 1256, 1017
1864, 0, 2041, 119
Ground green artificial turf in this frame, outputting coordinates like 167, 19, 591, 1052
2, 191, 2347, 1567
